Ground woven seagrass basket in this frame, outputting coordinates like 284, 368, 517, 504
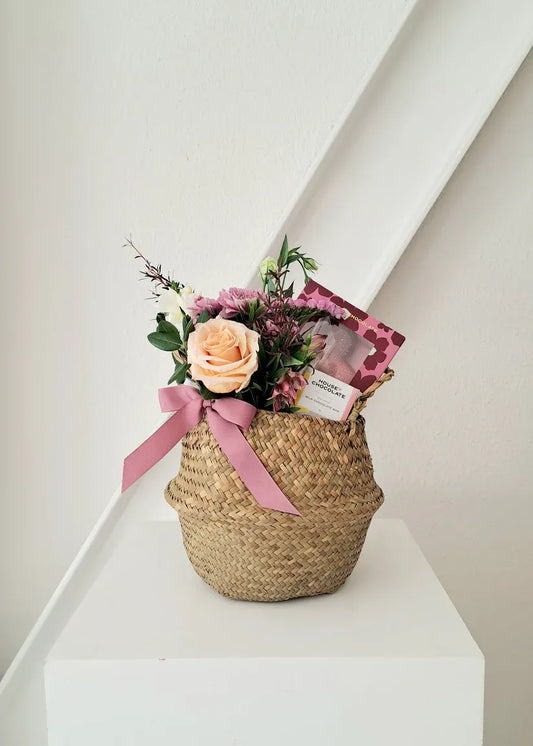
165, 370, 393, 602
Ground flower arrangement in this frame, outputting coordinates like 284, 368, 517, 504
128, 236, 347, 413
123, 235, 402, 602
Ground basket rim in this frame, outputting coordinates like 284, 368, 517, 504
165, 401, 383, 525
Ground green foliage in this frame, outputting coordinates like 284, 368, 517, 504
197, 382, 217, 400
147, 318, 183, 351
196, 310, 210, 324
181, 315, 194, 345
148, 317, 191, 384
167, 361, 190, 385
147, 334, 179, 352
260, 235, 319, 297
278, 235, 289, 268
156, 319, 182, 337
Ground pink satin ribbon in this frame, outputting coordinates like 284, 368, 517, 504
122, 385, 300, 516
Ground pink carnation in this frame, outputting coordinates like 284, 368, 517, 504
217, 287, 266, 318
271, 369, 307, 412
290, 296, 347, 320
188, 295, 223, 320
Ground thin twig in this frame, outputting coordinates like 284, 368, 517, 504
124, 236, 181, 298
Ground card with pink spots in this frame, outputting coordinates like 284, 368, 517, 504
299, 281, 405, 394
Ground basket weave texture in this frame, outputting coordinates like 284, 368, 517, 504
165, 404, 385, 602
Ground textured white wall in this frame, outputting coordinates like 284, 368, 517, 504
0, 1, 413, 673
369, 53, 533, 746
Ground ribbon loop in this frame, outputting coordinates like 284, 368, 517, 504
122, 385, 300, 516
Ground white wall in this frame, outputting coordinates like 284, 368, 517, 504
0, 0, 413, 675
368, 52, 533, 746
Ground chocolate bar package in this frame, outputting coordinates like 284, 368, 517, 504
295, 281, 405, 421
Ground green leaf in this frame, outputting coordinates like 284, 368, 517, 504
283, 356, 306, 367
266, 277, 277, 295
286, 250, 303, 263
248, 300, 255, 324
147, 332, 181, 352
257, 346, 267, 368
278, 235, 289, 268
157, 319, 182, 340
181, 315, 194, 344
282, 281, 294, 298
290, 349, 307, 362
167, 361, 189, 385
272, 368, 285, 380
247, 297, 260, 325
147, 319, 182, 351
303, 256, 319, 272
196, 310, 210, 324
198, 382, 217, 400
267, 353, 281, 370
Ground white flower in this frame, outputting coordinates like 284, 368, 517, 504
158, 286, 198, 326
158, 288, 184, 327
177, 286, 197, 313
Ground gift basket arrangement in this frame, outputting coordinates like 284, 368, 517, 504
123, 238, 405, 602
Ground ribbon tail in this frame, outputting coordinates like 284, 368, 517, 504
206, 409, 300, 516
122, 410, 193, 493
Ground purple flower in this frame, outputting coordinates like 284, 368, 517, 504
272, 370, 307, 412
188, 295, 223, 320
217, 287, 266, 318
290, 297, 347, 320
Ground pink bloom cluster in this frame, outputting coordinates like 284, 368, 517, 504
218, 287, 266, 317
290, 296, 346, 320
256, 314, 300, 343
189, 287, 345, 325
189, 295, 223, 319
271, 369, 307, 412
189, 287, 265, 320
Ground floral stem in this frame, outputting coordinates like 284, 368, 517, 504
124, 236, 181, 297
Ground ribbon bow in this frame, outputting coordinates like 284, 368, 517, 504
122, 385, 300, 516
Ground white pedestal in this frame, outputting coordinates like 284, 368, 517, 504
45, 520, 484, 745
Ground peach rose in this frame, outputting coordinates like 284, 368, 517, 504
187, 318, 260, 394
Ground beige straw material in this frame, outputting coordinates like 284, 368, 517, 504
165, 370, 393, 602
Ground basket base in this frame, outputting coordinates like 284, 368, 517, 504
177, 513, 375, 602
